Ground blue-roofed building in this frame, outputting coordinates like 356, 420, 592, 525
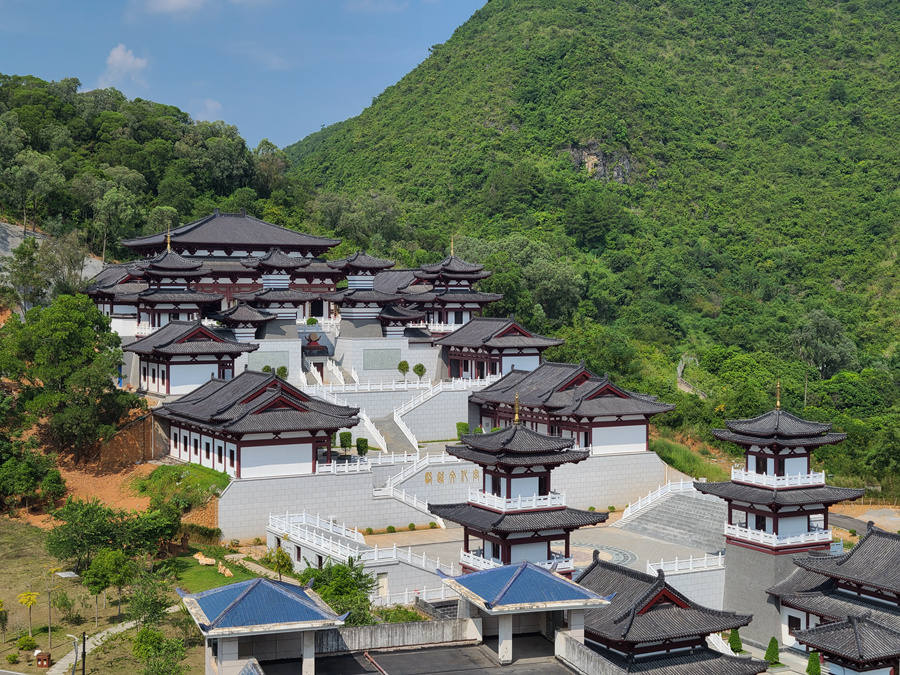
441, 561, 611, 665
180, 578, 345, 675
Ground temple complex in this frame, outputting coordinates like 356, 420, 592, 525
430, 404, 607, 576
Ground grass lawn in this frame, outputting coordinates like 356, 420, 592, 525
161, 548, 259, 594
80, 620, 206, 674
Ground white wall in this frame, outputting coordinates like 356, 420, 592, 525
828, 665, 890, 675
501, 354, 539, 374
509, 541, 548, 563
509, 476, 539, 498
170, 363, 218, 395
168, 424, 237, 477
240, 442, 314, 478
779, 515, 809, 537
591, 424, 646, 453
784, 456, 807, 475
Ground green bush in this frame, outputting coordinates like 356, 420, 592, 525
728, 628, 743, 654
474, 426, 484, 434
365, 527, 373, 535
408, 523, 416, 531
6, 654, 18, 664
608, 505, 616, 512
275, 366, 288, 379
17, 635, 37, 651
306, 317, 318, 325
386, 525, 396, 533
412, 363, 426, 381
807, 652, 821, 675
764, 637, 780, 664
490, 427, 501, 432
261, 365, 272, 373
429, 522, 437, 529
356, 438, 369, 456
588, 506, 596, 511
375, 606, 424, 623
650, 438, 729, 482
339, 432, 352, 450
456, 422, 470, 439
398, 361, 409, 378
849, 529, 857, 537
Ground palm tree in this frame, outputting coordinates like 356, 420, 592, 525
17, 591, 39, 637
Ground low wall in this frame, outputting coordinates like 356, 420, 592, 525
662, 567, 725, 610
93, 413, 167, 471
315, 618, 481, 655
555, 631, 624, 675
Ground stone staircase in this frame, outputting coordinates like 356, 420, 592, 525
618, 492, 727, 553
374, 414, 418, 453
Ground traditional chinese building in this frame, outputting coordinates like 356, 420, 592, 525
469, 361, 674, 450
435, 317, 562, 379
429, 411, 607, 576
154, 370, 359, 478
768, 523, 900, 665
576, 553, 768, 674
695, 399, 865, 646
124, 320, 257, 396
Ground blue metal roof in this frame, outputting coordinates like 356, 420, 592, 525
451, 562, 608, 608
184, 578, 339, 629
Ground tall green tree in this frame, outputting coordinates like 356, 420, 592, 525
0, 237, 44, 315
3, 149, 64, 233
83, 548, 137, 620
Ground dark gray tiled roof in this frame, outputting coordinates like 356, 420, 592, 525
793, 615, 900, 663
779, 589, 900, 632
435, 317, 563, 349
379, 305, 425, 322
120, 289, 223, 304
471, 362, 674, 418
123, 211, 340, 251
419, 256, 485, 274
427, 503, 606, 533
694, 481, 864, 506
400, 288, 502, 304
241, 248, 309, 270
724, 409, 832, 439
234, 289, 329, 303
372, 269, 417, 294
460, 425, 574, 453
794, 527, 900, 593
216, 303, 276, 325
327, 251, 395, 271
145, 250, 204, 270
609, 648, 768, 674
576, 559, 751, 645
333, 289, 402, 304
124, 321, 256, 356
156, 370, 358, 434
711, 429, 847, 448
766, 566, 832, 598
448, 444, 589, 468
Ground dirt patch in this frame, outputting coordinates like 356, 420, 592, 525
58, 461, 155, 511
182, 496, 219, 529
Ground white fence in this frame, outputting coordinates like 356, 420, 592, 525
647, 552, 725, 575
393, 410, 420, 450
303, 357, 324, 385
467, 489, 565, 511
385, 452, 463, 488
724, 523, 833, 547
614, 480, 720, 525
271, 512, 365, 544
460, 550, 574, 572
308, 380, 430, 395
372, 486, 445, 528
325, 359, 345, 385
731, 466, 825, 488
394, 376, 501, 417
370, 584, 458, 607
312, 387, 388, 451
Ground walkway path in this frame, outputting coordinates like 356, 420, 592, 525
47, 606, 179, 675
225, 554, 301, 586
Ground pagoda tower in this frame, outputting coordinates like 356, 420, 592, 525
429, 396, 607, 576
695, 388, 864, 646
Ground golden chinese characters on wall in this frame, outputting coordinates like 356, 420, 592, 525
425, 469, 478, 485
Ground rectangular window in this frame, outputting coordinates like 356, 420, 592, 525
161, 370, 166, 385
183, 435, 188, 451
788, 615, 801, 634
205, 442, 210, 460
217, 445, 223, 464
295, 545, 301, 562
142, 366, 147, 381
454, 310, 463, 324
151, 368, 156, 384
193, 438, 199, 456
229, 449, 235, 467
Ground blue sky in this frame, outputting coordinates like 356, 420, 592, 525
0, 0, 485, 148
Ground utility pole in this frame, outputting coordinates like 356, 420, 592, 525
81, 632, 86, 675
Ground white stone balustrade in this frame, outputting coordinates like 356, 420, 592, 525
460, 550, 574, 572
731, 466, 825, 488
724, 523, 833, 547
467, 489, 565, 511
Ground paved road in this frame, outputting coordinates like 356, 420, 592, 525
831, 513, 868, 532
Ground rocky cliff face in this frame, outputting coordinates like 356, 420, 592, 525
567, 142, 633, 183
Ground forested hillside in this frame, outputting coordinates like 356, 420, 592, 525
0, 0, 896, 492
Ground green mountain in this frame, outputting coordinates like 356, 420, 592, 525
287, 0, 898, 357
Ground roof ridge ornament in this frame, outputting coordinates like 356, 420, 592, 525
514, 392, 520, 425
776, 379, 781, 410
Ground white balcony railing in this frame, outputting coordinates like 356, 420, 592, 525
731, 466, 825, 489
135, 323, 153, 337
460, 550, 574, 572
467, 489, 565, 511
724, 523, 833, 547
647, 552, 725, 576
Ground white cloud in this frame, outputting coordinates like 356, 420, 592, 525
343, 0, 409, 13
146, 0, 206, 13
194, 98, 223, 121
98, 44, 148, 88
231, 42, 290, 71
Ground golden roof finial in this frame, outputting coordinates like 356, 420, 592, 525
450, 233, 454, 257
776, 379, 781, 410
514, 392, 520, 425
166, 222, 172, 252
